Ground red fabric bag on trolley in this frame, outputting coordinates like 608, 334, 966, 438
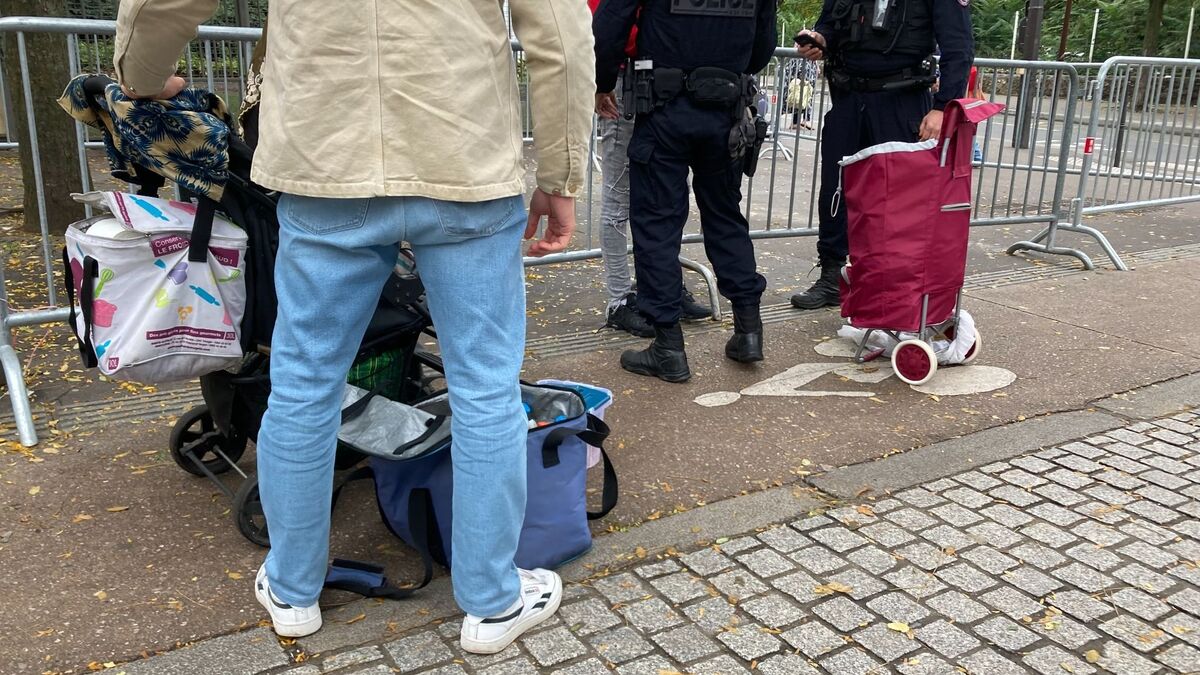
839, 98, 1005, 332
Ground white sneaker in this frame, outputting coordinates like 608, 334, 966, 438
460, 568, 562, 655
255, 566, 323, 637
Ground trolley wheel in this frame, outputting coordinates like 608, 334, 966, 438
962, 331, 981, 365
892, 339, 938, 386
169, 405, 248, 477
233, 476, 271, 548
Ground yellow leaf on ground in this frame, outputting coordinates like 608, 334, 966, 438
93, 590, 107, 600
634, 546, 648, 559
887, 622, 912, 635
345, 613, 366, 625
227, 571, 244, 580
28, 486, 40, 495
856, 505, 875, 517
1083, 650, 1100, 664
73, 514, 93, 523
106, 506, 130, 513
814, 581, 854, 596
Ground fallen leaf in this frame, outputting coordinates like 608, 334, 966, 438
856, 505, 875, 517
887, 621, 912, 635
1083, 650, 1100, 664
634, 546, 647, 559
813, 581, 854, 596
28, 486, 40, 495
1138, 629, 1165, 644
73, 514, 94, 523
869, 396, 885, 403
226, 571, 244, 580
1061, 663, 1075, 673
106, 506, 130, 513
94, 590, 107, 601
345, 613, 366, 625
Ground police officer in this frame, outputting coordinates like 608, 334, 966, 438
594, 0, 777, 383
789, 0, 973, 311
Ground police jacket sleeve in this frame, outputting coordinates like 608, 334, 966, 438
114, 0, 220, 96
813, 0, 839, 52
747, 0, 779, 74
932, 0, 975, 110
593, 0, 641, 93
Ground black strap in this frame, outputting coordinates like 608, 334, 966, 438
62, 247, 95, 368
75, 256, 100, 368
188, 198, 218, 263
588, 447, 619, 521
538, 414, 619, 520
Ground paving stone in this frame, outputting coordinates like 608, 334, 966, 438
1101, 614, 1172, 652
720, 536, 766, 556
956, 649, 1028, 675
809, 527, 870, 553
551, 659, 611, 675
1121, 519, 1178, 545
1020, 522, 1078, 548
988, 485, 1041, 507
1030, 615, 1100, 649
1011, 456, 1057, 473
1156, 643, 1200, 672
1070, 521, 1128, 548
1126, 499, 1184, 524
1095, 469, 1146, 490
921, 525, 976, 552
754, 654, 820, 675
560, 598, 623, 636
710, 569, 769, 601
1028, 502, 1085, 526
979, 504, 1034, 528
955, 471, 1003, 491
943, 487, 992, 509
1167, 537, 1200, 560
1149, 428, 1195, 445
1037, 447, 1068, 460
320, 646, 384, 672
1168, 561, 1200, 587
870, 498, 904, 513
973, 616, 1039, 651
1146, 440, 1194, 460
826, 506, 879, 528
1175, 519, 1200, 540
1120, 540, 1181, 569
384, 631, 454, 673
792, 515, 834, 531
521, 627, 589, 667
896, 487, 945, 508
1140, 470, 1192, 492
846, 545, 898, 575
1052, 562, 1115, 592
1108, 429, 1154, 446
680, 549, 734, 577
690, 655, 754, 675
885, 508, 941, 532
965, 521, 1024, 549
649, 572, 710, 605
1106, 588, 1171, 623
929, 503, 984, 527
1178, 500, 1200, 520
1076, 500, 1130, 525
826, 567, 889, 600
1047, 589, 1114, 623
1084, 484, 1138, 506
980, 461, 1012, 474
1108, 442, 1154, 461
999, 468, 1047, 489
716, 623, 783, 661
653, 625, 722, 663
1010, 542, 1068, 569
884, 565, 948, 599
770, 570, 822, 604
781, 620, 846, 658
896, 542, 955, 571
1062, 441, 1106, 458
914, 620, 979, 659
865, 592, 931, 624
812, 597, 875, 632
935, 563, 998, 593
409, 666, 466, 675
1022, 646, 1097, 675
1155, 418, 1200, 434
1167, 587, 1200, 615
859, 521, 917, 547
1091, 643, 1160, 675
586, 626, 653, 665
593, 573, 652, 604
960, 546, 1018, 574
615, 655, 679, 675
1043, 468, 1093, 490
1162, 612, 1200, 648
1144, 455, 1194, 475
1114, 563, 1177, 594
1065, 542, 1123, 571
1054, 453, 1106, 473
738, 549, 797, 579
619, 597, 686, 633
895, 653, 958, 675
683, 596, 738, 634
741, 593, 806, 630
757, 526, 812, 553
818, 647, 883, 675
853, 622, 920, 661
979, 586, 1042, 620
926, 590, 990, 623
563, 585, 595, 603
789, 547, 848, 575
1001, 566, 1062, 597
925, 478, 960, 492
635, 559, 684, 579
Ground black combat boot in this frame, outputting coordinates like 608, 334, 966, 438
725, 303, 764, 363
620, 324, 691, 383
790, 257, 845, 310
680, 286, 713, 321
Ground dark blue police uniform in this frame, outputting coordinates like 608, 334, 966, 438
595, 0, 777, 383
790, 0, 974, 311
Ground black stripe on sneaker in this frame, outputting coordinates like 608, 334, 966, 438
267, 590, 293, 610
532, 600, 548, 610
480, 604, 523, 624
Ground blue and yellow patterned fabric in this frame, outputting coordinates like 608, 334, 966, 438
58, 74, 233, 201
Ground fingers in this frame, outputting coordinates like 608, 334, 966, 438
524, 207, 541, 240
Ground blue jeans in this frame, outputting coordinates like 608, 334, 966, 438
257, 193, 528, 617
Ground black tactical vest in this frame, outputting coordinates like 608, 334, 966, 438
829, 0, 936, 57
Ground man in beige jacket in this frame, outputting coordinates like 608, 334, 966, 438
115, 0, 594, 654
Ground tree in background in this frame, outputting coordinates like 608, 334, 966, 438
778, 0, 826, 38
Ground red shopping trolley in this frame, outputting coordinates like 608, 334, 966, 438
838, 97, 1005, 385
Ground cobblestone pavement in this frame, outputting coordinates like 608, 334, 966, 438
179, 411, 1200, 675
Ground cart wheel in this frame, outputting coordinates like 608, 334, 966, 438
233, 476, 271, 548
962, 331, 981, 365
169, 405, 248, 477
892, 340, 938, 385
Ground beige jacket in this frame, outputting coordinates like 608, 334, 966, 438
115, 0, 594, 201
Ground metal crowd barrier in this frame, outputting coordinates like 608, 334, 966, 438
2, 15, 1199, 446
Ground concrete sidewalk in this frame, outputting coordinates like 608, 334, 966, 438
107, 373, 1200, 675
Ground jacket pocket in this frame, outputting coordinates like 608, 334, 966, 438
284, 195, 371, 235
433, 195, 520, 239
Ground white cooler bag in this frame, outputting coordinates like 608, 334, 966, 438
63, 191, 248, 382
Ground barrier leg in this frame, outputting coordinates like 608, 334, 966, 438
678, 256, 722, 322
1007, 232, 1096, 270
1053, 222, 1129, 271
0, 341, 38, 447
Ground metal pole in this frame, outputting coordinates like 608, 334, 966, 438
1057, 0, 1074, 60
1186, 6, 1196, 59
1010, 11, 1020, 60
1016, 0, 1045, 149
1088, 8, 1100, 62
16, 33, 58, 308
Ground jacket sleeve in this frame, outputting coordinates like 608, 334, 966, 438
114, 0, 220, 96
593, 0, 640, 93
511, 0, 596, 198
747, 0, 778, 74
932, 0, 975, 110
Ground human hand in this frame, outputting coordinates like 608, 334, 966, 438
794, 31, 827, 61
121, 75, 188, 100
918, 109, 944, 142
525, 189, 576, 256
595, 92, 619, 120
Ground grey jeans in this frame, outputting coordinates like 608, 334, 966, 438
598, 75, 636, 310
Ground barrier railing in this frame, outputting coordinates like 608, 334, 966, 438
2, 16, 1198, 446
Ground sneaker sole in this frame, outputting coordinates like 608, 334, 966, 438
255, 585, 323, 638
460, 575, 563, 655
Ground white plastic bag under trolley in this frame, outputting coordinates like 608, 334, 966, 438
63, 191, 248, 382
